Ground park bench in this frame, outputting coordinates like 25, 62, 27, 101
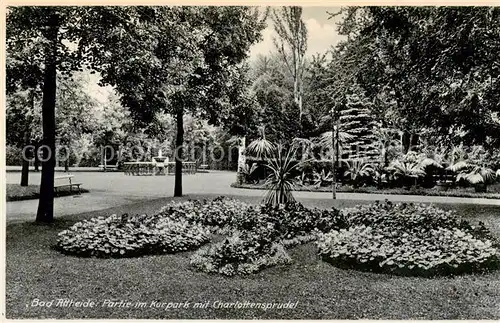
99, 164, 119, 172
54, 174, 82, 196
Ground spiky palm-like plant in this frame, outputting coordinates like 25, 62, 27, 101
454, 164, 496, 192
343, 159, 374, 187
456, 166, 496, 184
387, 160, 426, 188
246, 126, 275, 160
312, 169, 333, 188
263, 146, 302, 206
316, 130, 354, 157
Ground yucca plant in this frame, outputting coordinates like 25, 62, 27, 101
263, 146, 303, 206
246, 126, 275, 160
343, 159, 374, 188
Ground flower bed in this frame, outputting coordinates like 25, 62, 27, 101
156, 197, 251, 230
188, 200, 348, 275
56, 213, 211, 258
318, 201, 499, 276
190, 230, 292, 276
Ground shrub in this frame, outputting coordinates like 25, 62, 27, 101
56, 213, 210, 258
190, 230, 292, 276
344, 200, 495, 241
157, 197, 347, 243
257, 202, 348, 240
6, 145, 23, 166
318, 225, 498, 276
344, 201, 460, 231
156, 197, 251, 229
318, 201, 499, 276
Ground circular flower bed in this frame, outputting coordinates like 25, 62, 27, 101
56, 213, 210, 258
318, 201, 499, 276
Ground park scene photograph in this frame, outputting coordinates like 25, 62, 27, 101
4, 4, 500, 319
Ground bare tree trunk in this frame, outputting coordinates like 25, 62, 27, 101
236, 136, 246, 184
20, 130, 30, 186
174, 108, 184, 197
36, 11, 58, 223
34, 140, 40, 171
22, 88, 37, 183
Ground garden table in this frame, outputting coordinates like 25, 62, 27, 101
123, 161, 198, 175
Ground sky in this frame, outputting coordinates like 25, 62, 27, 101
249, 7, 346, 60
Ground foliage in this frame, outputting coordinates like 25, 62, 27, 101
239, 163, 259, 184
456, 166, 496, 186
189, 199, 346, 276
158, 197, 347, 242
318, 201, 499, 276
343, 159, 374, 187
156, 197, 251, 230
312, 169, 333, 188
263, 146, 302, 206
6, 146, 23, 166
257, 202, 348, 240
6, 88, 41, 149
333, 7, 500, 146
294, 171, 309, 186
337, 93, 380, 159
190, 234, 291, 276
387, 160, 426, 184
318, 225, 498, 276
315, 127, 355, 158
56, 213, 211, 258
246, 126, 275, 159
271, 6, 307, 119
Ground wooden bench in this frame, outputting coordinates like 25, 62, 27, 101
54, 175, 82, 196
99, 164, 119, 172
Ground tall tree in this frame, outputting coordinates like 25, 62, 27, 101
6, 89, 41, 186
334, 6, 500, 147
271, 6, 308, 120
6, 18, 45, 186
87, 6, 267, 197
7, 7, 118, 222
55, 74, 98, 171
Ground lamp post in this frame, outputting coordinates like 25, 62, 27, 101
331, 106, 339, 200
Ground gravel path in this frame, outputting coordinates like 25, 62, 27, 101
6, 170, 500, 222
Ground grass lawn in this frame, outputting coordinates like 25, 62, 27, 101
6, 184, 89, 201
6, 196, 500, 319
232, 182, 500, 199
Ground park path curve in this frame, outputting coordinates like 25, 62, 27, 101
6, 170, 500, 223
